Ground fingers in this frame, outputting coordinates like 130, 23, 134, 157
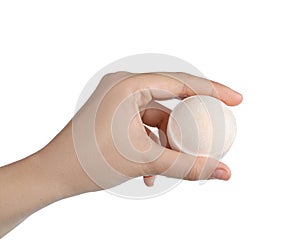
144, 146, 231, 181
209, 163, 231, 180
159, 72, 243, 106
119, 72, 239, 183
143, 126, 160, 187
209, 80, 243, 106
141, 101, 171, 128
142, 113, 231, 182
141, 104, 171, 187
124, 72, 242, 106
143, 175, 156, 187
139, 92, 232, 182
141, 101, 171, 148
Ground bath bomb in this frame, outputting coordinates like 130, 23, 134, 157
167, 95, 236, 159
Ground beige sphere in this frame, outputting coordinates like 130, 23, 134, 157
167, 95, 237, 159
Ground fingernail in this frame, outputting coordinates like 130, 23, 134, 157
211, 169, 229, 180
236, 92, 243, 102
238, 92, 243, 100
149, 177, 155, 186
144, 175, 155, 187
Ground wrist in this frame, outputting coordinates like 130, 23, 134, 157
0, 122, 100, 238
39, 122, 101, 200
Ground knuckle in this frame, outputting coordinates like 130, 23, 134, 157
144, 156, 163, 175
184, 158, 204, 180
133, 88, 152, 106
101, 72, 115, 80
180, 83, 190, 98
101, 71, 132, 81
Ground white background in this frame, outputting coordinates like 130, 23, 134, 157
0, 0, 299, 248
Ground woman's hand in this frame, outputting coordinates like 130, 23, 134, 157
70, 71, 243, 190
0, 72, 242, 238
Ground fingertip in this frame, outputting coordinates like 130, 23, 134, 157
225, 91, 243, 106
210, 163, 231, 180
143, 175, 155, 187
234, 92, 243, 105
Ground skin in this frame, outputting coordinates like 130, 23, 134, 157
0, 72, 243, 238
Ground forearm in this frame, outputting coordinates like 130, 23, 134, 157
0, 122, 99, 238
0, 153, 59, 237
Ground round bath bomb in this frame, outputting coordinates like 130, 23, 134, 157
167, 95, 236, 159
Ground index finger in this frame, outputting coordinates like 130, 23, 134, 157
125, 72, 243, 106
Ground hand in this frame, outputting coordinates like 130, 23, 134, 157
70, 71, 243, 190
0, 72, 242, 237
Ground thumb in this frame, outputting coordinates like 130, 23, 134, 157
147, 147, 231, 181
209, 163, 231, 180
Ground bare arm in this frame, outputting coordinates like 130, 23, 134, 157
0, 72, 242, 238
0, 122, 99, 238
